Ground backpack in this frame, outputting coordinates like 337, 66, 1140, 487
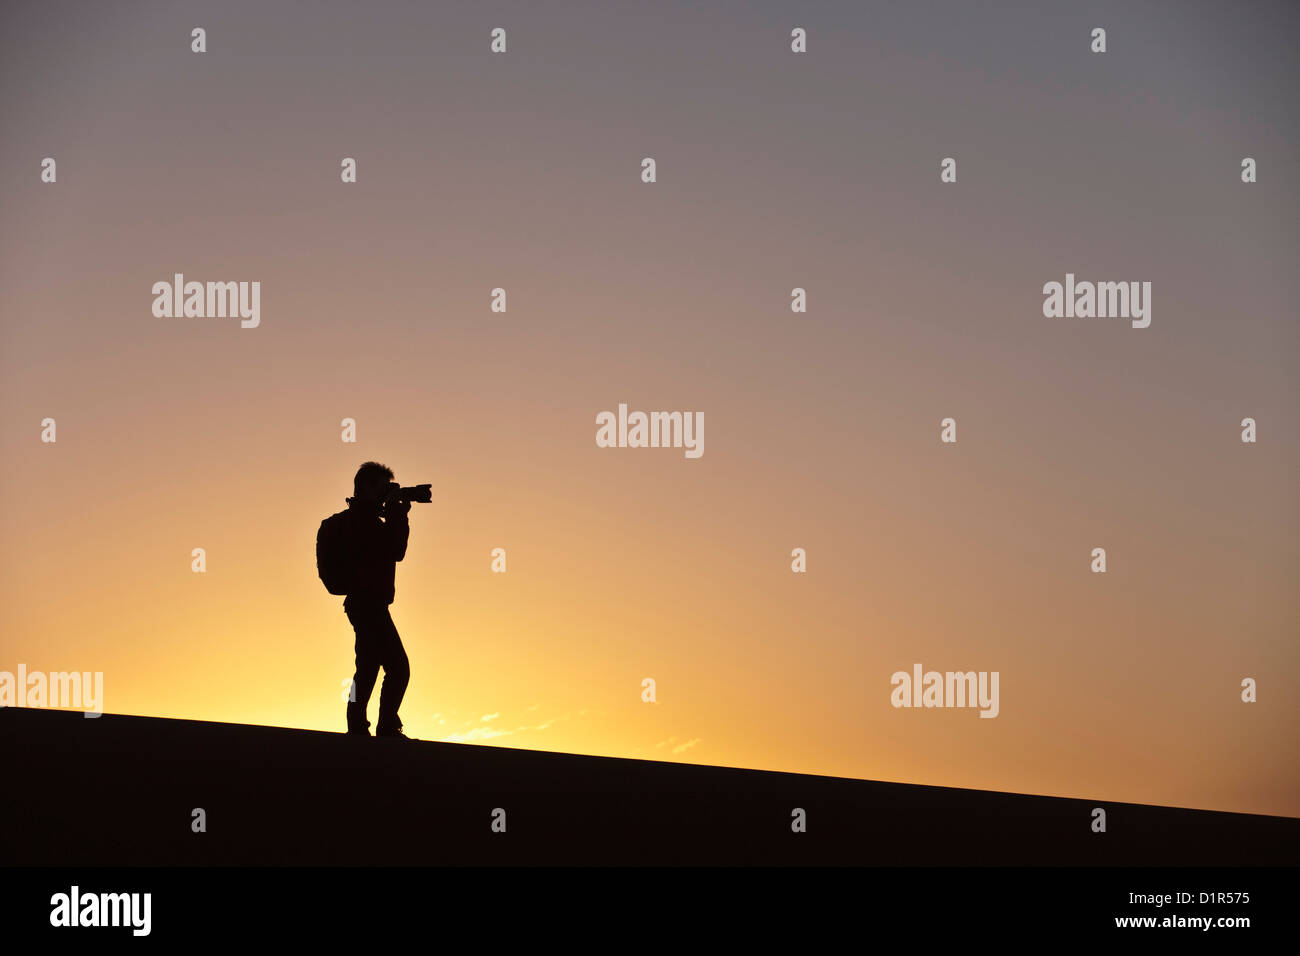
316, 512, 355, 595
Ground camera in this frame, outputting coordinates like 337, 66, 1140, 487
388, 482, 432, 504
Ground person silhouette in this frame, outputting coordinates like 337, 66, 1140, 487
319, 461, 414, 740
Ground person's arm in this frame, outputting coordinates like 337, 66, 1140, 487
383, 499, 411, 561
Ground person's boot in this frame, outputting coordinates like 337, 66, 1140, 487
376, 716, 412, 740
346, 712, 371, 736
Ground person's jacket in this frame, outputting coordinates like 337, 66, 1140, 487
325, 498, 410, 606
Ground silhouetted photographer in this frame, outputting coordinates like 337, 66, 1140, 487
316, 462, 431, 739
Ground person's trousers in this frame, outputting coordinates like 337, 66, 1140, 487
343, 600, 409, 732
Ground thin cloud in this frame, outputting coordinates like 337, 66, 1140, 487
437, 710, 575, 743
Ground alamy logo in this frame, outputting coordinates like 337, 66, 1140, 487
49, 886, 151, 936
890, 664, 999, 718
0, 665, 103, 716
152, 273, 261, 328
595, 403, 704, 459
1042, 273, 1151, 328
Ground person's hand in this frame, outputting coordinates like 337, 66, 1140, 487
383, 489, 411, 517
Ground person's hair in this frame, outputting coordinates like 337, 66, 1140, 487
353, 461, 394, 495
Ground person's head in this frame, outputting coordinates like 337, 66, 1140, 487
352, 461, 395, 507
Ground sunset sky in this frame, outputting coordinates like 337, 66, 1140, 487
1, 0, 1296, 818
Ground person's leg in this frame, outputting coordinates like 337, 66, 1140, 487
375, 607, 410, 734
345, 602, 384, 733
